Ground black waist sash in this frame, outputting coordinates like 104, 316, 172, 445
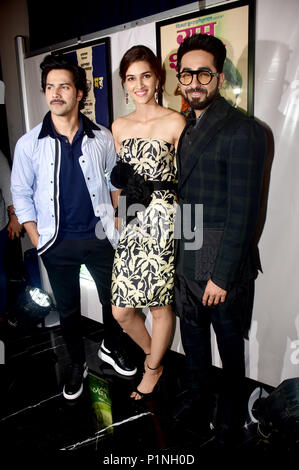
112, 161, 177, 221
151, 180, 177, 191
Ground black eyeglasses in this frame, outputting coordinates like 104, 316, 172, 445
176, 69, 220, 86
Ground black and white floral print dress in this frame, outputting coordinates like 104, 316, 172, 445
111, 138, 177, 308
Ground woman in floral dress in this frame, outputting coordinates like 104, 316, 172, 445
110, 45, 185, 399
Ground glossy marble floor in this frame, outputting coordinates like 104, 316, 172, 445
0, 314, 297, 463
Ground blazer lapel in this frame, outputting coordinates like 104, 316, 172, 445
176, 119, 193, 183
178, 96, 232, 190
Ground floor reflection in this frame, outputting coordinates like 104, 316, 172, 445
0, 317, 296, 460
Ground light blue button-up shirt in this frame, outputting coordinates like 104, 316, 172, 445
11, 112, 119, 254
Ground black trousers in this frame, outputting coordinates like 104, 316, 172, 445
175, 273, 253, 437
41, 237, 123, 364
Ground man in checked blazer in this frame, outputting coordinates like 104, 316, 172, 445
173, 34, 267, 448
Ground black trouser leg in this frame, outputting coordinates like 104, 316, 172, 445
211, 294, 246, 440
176, 267, 250, 441
41, 237, 120, 363
84, 238, 123, 349
180, 317, 213, 395
179, 318, 215, 428
41, 240, 85, 365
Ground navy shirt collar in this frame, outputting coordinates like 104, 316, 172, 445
50, 114, 84, 144
38, 111, 101, 139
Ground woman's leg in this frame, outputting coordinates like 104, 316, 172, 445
112, 305, 152, 354
132, 304, 173, 399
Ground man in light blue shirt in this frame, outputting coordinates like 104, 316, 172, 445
11, 54, 137, 400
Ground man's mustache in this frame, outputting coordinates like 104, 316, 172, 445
186, 87, 207, 95
50, 99, 66, 105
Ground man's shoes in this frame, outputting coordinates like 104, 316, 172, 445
199, 431, 244, 453
171, 390, 214, 440
98, 341, 137, 376
63, 362, 88, 400
213, 423, 246, 449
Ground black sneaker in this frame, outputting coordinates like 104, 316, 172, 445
63, 362, 88, 400
98, 341, 137, 376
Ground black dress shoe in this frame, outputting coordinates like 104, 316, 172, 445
213, 423, 246, 449
172, 392, 196, 423
172, 391, 214, 439
98, 341, 137, 376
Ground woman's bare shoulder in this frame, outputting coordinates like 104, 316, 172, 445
112, 116, 125, 131
112, 115, 136, 151
113, 114, 136, 132
161, 109, 186, 135
158, 108, 186, 146
158, 107, 185, 125
167, 108, 186, 123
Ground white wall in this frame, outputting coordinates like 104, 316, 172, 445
250, 0, 299, 386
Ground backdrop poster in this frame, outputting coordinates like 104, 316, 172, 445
156, 0, 255, 115
57, 38, 113, 128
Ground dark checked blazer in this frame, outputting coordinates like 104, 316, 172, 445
176, 95, 267, 290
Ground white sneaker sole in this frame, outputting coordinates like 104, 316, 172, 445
98, 349, 137, 377
63, 366, 88, 400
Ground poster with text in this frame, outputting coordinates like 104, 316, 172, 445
156, 0, 255, 116
58, 38, 113, 128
